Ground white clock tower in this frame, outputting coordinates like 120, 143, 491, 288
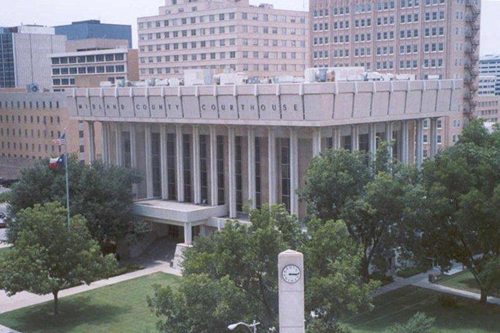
278, 249, 305, 333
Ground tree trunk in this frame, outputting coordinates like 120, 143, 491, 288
480, 288, 488, 304
361, 256, 370, 283
53, 291, 59, 315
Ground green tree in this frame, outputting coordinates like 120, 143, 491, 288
299, 149, 371, 220
341, 172, 414, 281
304, 219, 378, 328
0, 202, 117, 314
148, 206, 374, 332
7, 156, 142, 243
417, 120, 500, 303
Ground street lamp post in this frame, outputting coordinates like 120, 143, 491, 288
228, 320, 260, 333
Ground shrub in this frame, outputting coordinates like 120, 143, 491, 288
387, 312, 435, 333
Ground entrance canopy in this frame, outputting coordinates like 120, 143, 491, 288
133, 200, 227, 226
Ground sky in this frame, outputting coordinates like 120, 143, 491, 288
1, 0, 499, 56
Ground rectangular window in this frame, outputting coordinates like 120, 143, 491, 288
167, 133, 177, 200
235, 136, 243, 213
183, 134, 192, 203
280, 138, 290, 211
217, 135, 225, 205
200, 135, 209, 204
152, 132, 161, 197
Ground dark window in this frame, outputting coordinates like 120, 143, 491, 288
217, 135, 225, 205
235, 136, 243, 212
200, 135, 209, 204
280, 138, 291, 211
152, 132, 161, 197
183, 134, 192, 202
167, 133, 177, 200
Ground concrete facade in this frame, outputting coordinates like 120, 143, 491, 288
475, 95, 500, 124
67, 79, 462, 244
137, 0, 309, 80
50, 47, 140, 91
0, 26, 66, 90
309, 0, 481, 147
0, 90, 102, 168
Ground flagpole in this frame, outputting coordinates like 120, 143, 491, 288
64, 137, 70, 230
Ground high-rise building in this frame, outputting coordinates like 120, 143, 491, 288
475, 95, 500, 124
137, 0, 309, 80
55, 20, 133, 49
479, 55, 500, 95
309, 0, 481, 148
0, 25, 66, 90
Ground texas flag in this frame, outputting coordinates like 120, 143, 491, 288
49, 155, 64, 170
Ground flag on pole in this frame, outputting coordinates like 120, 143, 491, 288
49, 155, 64, 170
52, 132, 66, 146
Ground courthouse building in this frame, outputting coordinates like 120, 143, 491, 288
67, 78, 462, 248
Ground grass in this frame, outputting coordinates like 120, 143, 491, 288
0, 272, 180, 333
345, 286, 500, 333
438, 270, 499, 298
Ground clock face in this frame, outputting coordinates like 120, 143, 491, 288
282, 264, 301, 284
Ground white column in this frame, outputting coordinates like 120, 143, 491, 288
184, 222, 192, 245
209, 126, 218, 206
430, 118, 438, 158
268, 127, 278, 206
129, 123, 138, 197
415, 119, 424, 169
192, 126, 201, 205
228, 127, 237, 218
176, 125, 185, 202
145, 124, 153, 198
351, 125, 360, 151
369, 123, 377, 158
88, 121, 96, 163
160, 125, 168, 200
290, 128, 299, 216
115, 123, 123, 166
312, 128, 322, 157
401, 120, 409, 164
247, 128, 256, 209
333, 126, 342, 150
385, 122, 394, 160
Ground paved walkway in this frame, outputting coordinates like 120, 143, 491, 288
0, 261, 181, 314
374, 270, 500, 306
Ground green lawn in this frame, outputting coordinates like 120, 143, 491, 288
438, 271, 499, 298
0, 273, 180, 333
345, 286, 500, 333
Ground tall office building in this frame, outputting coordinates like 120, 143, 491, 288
479, 55, 500, 95
137, 0, 309, 80
0, 25, 66, 89
55, 20, 133, 49
309, 0, 481, 148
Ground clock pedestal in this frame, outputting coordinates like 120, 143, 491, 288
278, 249, 305, 333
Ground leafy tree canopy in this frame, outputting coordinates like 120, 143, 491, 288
7, 156, 142, 243
416, 120, 500, 303
0, 202, 117, 314
148, 206, 375, 333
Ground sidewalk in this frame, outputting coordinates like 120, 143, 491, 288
374, 270, 500, 306
0, 262, 181, 314
0, 324, 20, 333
